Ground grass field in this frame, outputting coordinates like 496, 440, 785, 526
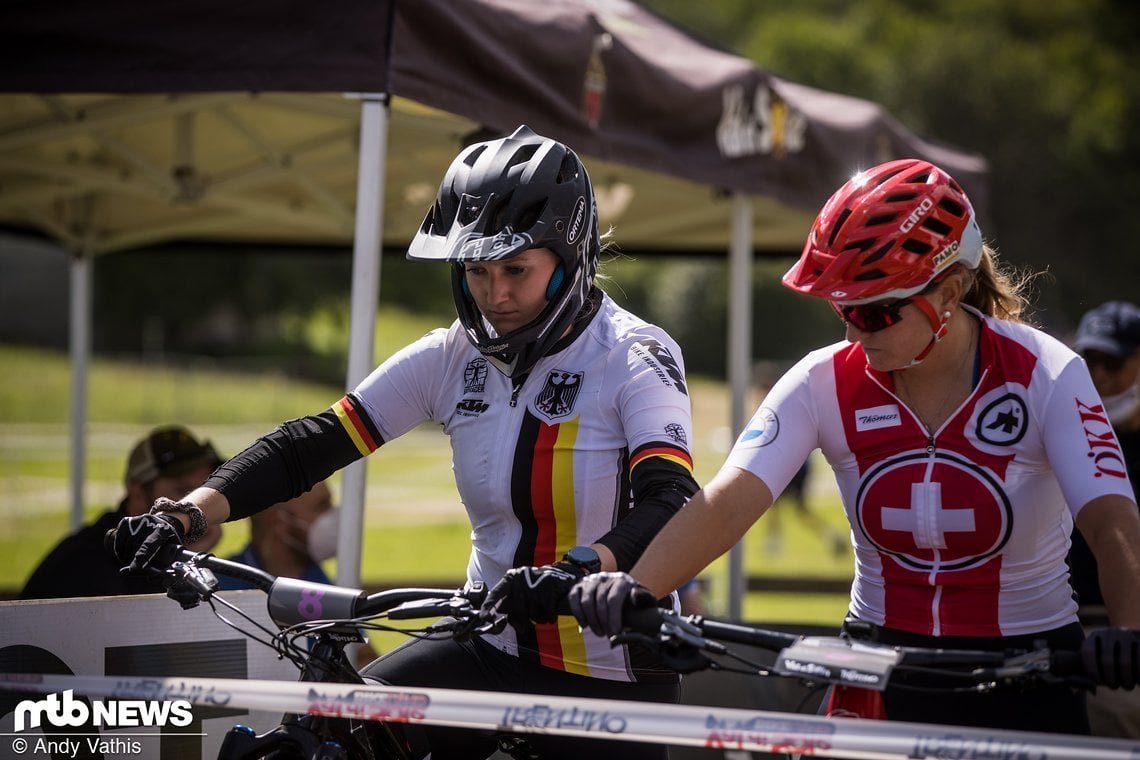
0, 332, 854, 625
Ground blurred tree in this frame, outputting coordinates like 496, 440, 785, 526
94, 246, 453, 383
641, 0, 1140, 330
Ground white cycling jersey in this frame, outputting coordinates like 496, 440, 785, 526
340, 293, 694, 681
726, 306, 1135, 637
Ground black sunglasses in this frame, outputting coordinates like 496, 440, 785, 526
832, 267, 958, 333
832, 298, 914, 333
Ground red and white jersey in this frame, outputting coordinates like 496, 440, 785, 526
726, 307, 1135, 637
348, 292, 694, 680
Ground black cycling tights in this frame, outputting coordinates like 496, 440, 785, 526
360, 632, 678, 760
849, 619, 1091, 735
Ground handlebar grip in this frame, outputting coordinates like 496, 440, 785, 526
625, 604, 667, 632
1050, 650, 1088, 678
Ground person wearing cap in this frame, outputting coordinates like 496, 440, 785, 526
20, 425, 223, 599
215, 480, 338, 591
1069, 300, 1140, 737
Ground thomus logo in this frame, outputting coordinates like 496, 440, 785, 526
13, 689, 193, 732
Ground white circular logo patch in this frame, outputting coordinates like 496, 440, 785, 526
735, 407, 779, 448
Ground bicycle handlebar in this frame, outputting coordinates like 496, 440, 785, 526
112, 533, 1095, 692
122, 540, 485, 637
618, 602, 1092, 689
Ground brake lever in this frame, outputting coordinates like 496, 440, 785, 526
613, 618, 723, 674
162, 561, 218, 609
431, 609, 508, 641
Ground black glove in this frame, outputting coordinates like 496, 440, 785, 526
1081, 627, 1140, 689
568, 571, 655, 638
108, 513, 186, 574
483, 564, 584, 627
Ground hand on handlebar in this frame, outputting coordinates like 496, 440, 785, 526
106, 513, 186, 574
1081, 627, 1140, 689
567, 571, 655, 638
482, 564, 585, 627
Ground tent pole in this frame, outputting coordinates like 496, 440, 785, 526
726, 193, 753, 620
338, 94, 389, 588
68, 199, 94, 530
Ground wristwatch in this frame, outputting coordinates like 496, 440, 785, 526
561, 545, 602, 574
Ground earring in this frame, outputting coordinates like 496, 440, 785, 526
941, 310, 952, 322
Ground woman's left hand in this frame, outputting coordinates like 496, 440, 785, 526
1081, 627, 1140, 689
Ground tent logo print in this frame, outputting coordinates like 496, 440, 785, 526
716, 83, 807, 159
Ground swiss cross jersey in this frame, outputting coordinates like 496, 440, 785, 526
726, 307, 1135, 637
341, 293, 694, 681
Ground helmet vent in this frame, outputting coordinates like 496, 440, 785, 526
422, 200, 444, 233
508, 145, 539, 169
885, 192, 917, 203
515, 199, 547, 233
556, 154, 580, 184
487, 190, 514, 230
922, 217, 952, 236
865, 213, 896, 227
938, 198, 965, 217
853, 269, 886, 281
901, 238, 932, 254
862, 240, 894, 265
877, 165, 909, 183
463, 145, 487, 167
459, 192, 491, 225
827, 209, 852, 247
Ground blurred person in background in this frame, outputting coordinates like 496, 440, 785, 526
761, 455, 848, 557
215, 480, 338, 590
21, 425, 222, 599
1068, 299, 1140, 738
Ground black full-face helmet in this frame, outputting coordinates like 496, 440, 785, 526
407, 125, 600, 378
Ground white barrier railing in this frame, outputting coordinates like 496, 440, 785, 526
1, 672, 1137, 760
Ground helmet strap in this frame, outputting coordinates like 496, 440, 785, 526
903, 297, 951, 367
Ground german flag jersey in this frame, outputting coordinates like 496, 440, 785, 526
343, 293, 694, 682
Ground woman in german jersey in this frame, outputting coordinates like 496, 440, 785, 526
112, 126, 699, 759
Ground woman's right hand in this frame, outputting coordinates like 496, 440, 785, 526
105, 513, 186, 573
567, 571, 655, 637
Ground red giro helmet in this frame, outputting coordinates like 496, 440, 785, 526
782, 159, 983, 305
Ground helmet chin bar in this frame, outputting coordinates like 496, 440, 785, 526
899, 296, 950, 369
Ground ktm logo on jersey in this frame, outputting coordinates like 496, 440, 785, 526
455, 399, 490, 417
629, 339, 688, 395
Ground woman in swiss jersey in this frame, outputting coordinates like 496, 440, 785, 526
568, 159, 1140, 733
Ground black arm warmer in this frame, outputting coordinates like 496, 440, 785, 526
595, 453, 699, 572
204, 402, 384, 521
